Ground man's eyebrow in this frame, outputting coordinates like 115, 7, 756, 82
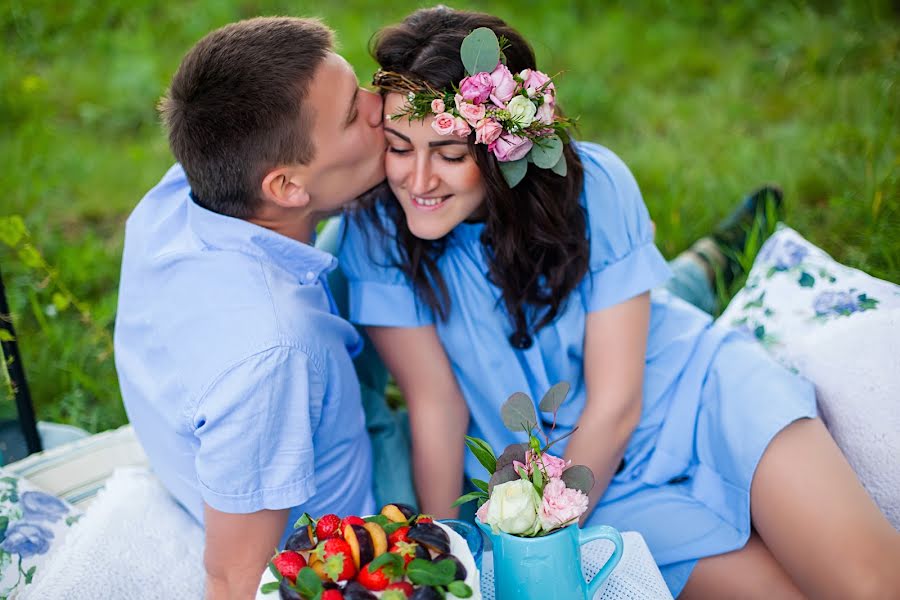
344, 86, 359, 126
385, 127, 468, 147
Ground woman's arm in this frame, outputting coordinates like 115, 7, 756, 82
564, 292, 650, 516
367, 324, 469, 518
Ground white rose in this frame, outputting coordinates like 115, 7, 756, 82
484, 479, 542, 535
506, 95, 537, 128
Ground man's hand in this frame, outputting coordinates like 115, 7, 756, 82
204, 504, 289, 600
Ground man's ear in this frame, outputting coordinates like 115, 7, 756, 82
261, 167, 310, 209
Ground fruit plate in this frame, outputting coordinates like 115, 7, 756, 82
257, 520, 482, 599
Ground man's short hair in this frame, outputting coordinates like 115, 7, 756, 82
159, 17, 334, 218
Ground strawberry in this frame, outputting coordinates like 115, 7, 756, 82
321, 590, 344, 600
356, 562, 392, 591
316, 514, 343, 541
390, 541, 418, 567
388, 525, 410, 546
272, 550, 306, 583
384, 581, 415, 598
340, 515, 366, 531
416, 515, 434, 524
313, 538, 357, 582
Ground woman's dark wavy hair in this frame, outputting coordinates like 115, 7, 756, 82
364, 7, 588, 347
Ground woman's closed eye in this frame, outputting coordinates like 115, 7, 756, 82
388, 146, 412, 155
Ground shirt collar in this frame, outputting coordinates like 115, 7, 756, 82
186, 192, 336, 283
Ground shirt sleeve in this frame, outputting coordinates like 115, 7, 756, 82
192, 345, 323, 513
576, 143, 673, 313
336, 210, 435, 328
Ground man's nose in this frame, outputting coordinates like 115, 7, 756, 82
360, 89, 383, 127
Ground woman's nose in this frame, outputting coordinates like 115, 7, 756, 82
410, 158, 437, 195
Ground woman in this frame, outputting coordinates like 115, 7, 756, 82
339, 7, 900, 598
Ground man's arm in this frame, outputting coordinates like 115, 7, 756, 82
204, 504, 289, 600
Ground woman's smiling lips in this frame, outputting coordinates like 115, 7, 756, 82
411, 194, 451, 211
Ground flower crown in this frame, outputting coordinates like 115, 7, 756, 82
373, 27, 573, 188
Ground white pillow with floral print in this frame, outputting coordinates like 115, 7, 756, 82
719, 224, 900, 372
0, 468, 79, 598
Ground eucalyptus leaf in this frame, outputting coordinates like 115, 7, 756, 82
495, 442, 529, 470
529, 135, 563, 169
488, 463, 519, 494
501, 392, 537, 433
408, 558, 457, 587
538, 382, 570, 414
561, 465, 596, 495
499, 157, 528, 188
550, 153, 567, 176
460, 27, 501, 75
464, 436, 497, 474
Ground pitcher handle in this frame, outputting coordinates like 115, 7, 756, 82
578, 525, 624, 599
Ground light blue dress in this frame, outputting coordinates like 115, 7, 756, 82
338, 143, 817, 595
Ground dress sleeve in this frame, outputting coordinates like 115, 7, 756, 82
576, 143, 673, 313
337, 209, 435, 328
191, 345, 322, 513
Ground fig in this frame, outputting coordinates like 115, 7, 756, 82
434, 553, 467, 581
410, 586, 442, 600
363, 521, 388, 557
406, 522, 451, 555
380, 503, 417, 523
414, 542, 431, 561
343, 523, 375, 568
284, 524, 316, 552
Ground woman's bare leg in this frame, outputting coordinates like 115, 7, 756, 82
679, 532, 805, 599
750, 418, 900, 599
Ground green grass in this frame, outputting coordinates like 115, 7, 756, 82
2, 1, 898, 432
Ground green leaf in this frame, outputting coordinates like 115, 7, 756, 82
24, 565, 35, 584
529, 135, 563, 169
451, 490, 488, 508
471, 478, 489, 493
539, 382, 570, 414
798, 272, 815, 287
561, 465, 595, 495
51, 292, 70, 313
460, 27, 501, 75
407, 557, 457, 586
382, 521, 406, 535
260, 581, 280, 594
293, 513, 314, 529
550, 152, 567, 176
267, 560, 282, 582
464, 436, 497, 474
0, 330, 14, 343
448, 581, 474, 597
499, 157, 528, 188
364, 514, 390, 527
531, 462, 544, 494
0, 216, 26, 248
296, 567, 324, 598
501, 392, 537, 433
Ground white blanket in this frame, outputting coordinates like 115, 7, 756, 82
22, 467, 205, 599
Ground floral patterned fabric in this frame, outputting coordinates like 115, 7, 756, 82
0, 469, 79, 599
719, 224, 900, 371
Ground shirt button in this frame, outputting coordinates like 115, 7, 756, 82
305, 271, 316, 282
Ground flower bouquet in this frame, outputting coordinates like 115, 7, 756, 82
453, 382, 595, 536
455, 384, 624, 600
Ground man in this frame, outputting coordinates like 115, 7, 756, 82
114, 17, 387, 598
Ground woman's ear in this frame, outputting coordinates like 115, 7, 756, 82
261, 167, 311, 209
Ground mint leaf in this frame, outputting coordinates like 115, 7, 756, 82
260, 581, 280, 594
296, 567, 323, 598
448, 580, 474, 597
407, 558, 457, 586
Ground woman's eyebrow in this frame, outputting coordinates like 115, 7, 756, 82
384, 127, 468, 147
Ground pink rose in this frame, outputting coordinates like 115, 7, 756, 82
535, 95, 555, 125
476, 499, 491, 524
431, 98, 446, 114
519, 68, 555, 97
539, 478, 589, 532
458, 101, 486, 127
452, 116, 472, 138
459, 72, 493, 104
431, 112, 456, 136
489, 63, 517, 107
513, 450, 570, 479
474, 118, 503, 145
490, 133, 533, 162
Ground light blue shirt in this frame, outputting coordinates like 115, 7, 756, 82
115, 165, 374, 542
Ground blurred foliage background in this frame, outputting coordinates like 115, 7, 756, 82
1, 1, 898, 433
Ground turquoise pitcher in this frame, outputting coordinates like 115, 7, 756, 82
477, 521, 623, 600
